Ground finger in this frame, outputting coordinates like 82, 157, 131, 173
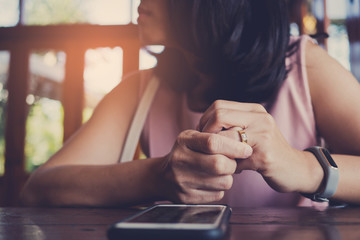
174, 144, 238, 175
173, 140, 237, 176
201, 110, 267, 134
235, 157, 259, 173
177, 189, 225, 204
182, 131, 253, 159
184, 174, 234, 192
218, 127, 244, 141
194, 154, 238, 175
217, 125, 262, 155
199, 100, 266, 132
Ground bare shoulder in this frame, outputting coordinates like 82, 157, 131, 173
304, 38, 359, 102
88, 69, 154, 136
96, 69, 154, 112
106, 69, 151, 98
304, 38, 327, 63
304, 39, 343, 78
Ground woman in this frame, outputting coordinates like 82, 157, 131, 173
21, 0, 360, 207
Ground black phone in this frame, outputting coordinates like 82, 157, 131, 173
107, 204, 232, 240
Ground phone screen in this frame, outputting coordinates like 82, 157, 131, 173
108, 204, 232, 240
126, 205, 224, 224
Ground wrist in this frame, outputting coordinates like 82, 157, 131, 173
299, 147, 339, 202
298, 150, 325, 195
148, 156, 171, 201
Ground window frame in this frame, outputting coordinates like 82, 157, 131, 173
0, 23, 140, 206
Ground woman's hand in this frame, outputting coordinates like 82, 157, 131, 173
198, 100, 322, 194
160, 129, 252, 204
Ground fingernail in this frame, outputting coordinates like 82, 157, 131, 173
244, 145, 253, 157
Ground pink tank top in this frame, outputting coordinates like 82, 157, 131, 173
140, 35, 320, 207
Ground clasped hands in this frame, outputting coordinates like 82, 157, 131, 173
161, 100, 314, 204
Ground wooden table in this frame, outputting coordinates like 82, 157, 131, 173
0, 206, 360, 239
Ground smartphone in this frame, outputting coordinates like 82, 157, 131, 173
107, 204, 232, 240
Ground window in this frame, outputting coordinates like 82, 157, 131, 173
83, 47, 123, 122
0, 0, 141, 206
83, 45, 163, 122
22, 0, 139, 25
25, 50, 66, 172
326, 0, 351, 70
0, 0, 19, 27
345, 0, 360, 80
0, 51, 10, 176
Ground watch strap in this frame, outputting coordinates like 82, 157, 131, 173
302, 146, 339, 202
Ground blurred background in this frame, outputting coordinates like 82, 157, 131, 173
0, 0, 359, 206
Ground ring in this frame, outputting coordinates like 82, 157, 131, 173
238, 130, 248, 144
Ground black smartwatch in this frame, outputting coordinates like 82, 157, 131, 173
302, 146, 339, 202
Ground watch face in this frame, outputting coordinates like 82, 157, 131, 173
321, 148, 338, 168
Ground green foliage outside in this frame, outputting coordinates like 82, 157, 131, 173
23, 0, 87, 25
0, 51, 9, 176
25, 98, 64, 172
22, 0, 87, 172
82, 107, 93, 124
0, 95, 6, 176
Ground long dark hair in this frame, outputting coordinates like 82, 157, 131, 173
154, 0, 295, 107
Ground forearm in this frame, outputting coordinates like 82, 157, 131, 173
330, 154, 360, 205
21, 157, 167, 207
299, 152, 360, 205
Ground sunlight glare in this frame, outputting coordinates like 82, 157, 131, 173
139, 45, 164, 70
0, 0, 19, 26
84, 47, 123, 107
84, 0, 132, 25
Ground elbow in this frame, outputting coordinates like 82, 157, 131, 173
19, 167, 67, 207
20, 171, 54, 207
20, 181, 42, 207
